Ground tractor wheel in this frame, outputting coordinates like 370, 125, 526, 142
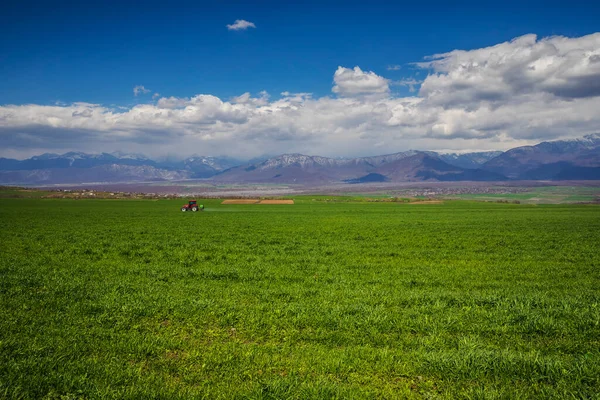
181, 207, 187, 212
191, 206, 198, 212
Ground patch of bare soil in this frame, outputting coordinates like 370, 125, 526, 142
409, 200, 443, 204
258, 200, 295, 204
221, 199, 260, 204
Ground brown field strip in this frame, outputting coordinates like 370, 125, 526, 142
221, 199, 260, 204
409, 200, 444, 204
258, 200, 295, 204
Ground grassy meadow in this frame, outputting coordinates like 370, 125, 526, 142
1, 197, 599, 399
446, 185, 600, 204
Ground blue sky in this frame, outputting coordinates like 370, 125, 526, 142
1, 0, 600, 159
2, 0, 598, 106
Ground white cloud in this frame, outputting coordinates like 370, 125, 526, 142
157, 96, 189, 109
231, 91, 270, 106
2, 33, 600, 159
332, 66, 390, 98
152, 93, 160, 99
387, 65, 402, 71
133, 85, 151, 96
418, 33, 600, 105
226, 19, 256, 31
231, 92, 251, 104
393, 78, 423, 93
280, 92, 312, 103
71, 108, 93, 118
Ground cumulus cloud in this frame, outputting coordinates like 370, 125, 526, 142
394, 78, 423, 93
226, 19, 256, 31
157, 96, 189, 109
72, 108, 93, 118
418, 33, 600, 106
2, 33, 600, 159
230, 91, 270, 106
332, 66, 390, 98
133, 85, 151, 96
280, 92, 312, 103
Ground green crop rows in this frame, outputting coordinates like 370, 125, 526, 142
1, 198, 599, 399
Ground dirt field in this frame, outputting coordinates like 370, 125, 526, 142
258, 200, 295, 204
220, 199, 294, 204
221, 199, 260, 204
409, 200, 444, 204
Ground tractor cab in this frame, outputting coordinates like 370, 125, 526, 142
181, 199, 204, 212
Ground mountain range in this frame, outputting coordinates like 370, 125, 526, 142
0, 152, 239, 184
211, 151, 507, 184
1, 134, 599, 185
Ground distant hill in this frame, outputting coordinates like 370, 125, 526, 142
0, 152, 238, 184
0, 165, 190, 185
481, 134, 600, 179
213, 152, 417, 184
213, 152, 505, 184
1, 134, 598, 185
428, 151, 503, 169
375, 153, 505, 182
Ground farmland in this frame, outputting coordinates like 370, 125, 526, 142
1, 198, 599, 399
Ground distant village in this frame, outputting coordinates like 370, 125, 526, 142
2, 184, 597, 204
41, 188, 188, 200
33, 185, 535, 203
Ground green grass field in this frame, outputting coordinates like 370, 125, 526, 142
446, 186, 600, 204
1, 198, 599, 399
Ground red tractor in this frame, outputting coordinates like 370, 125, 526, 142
181, 200, 204, 212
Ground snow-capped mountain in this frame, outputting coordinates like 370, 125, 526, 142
213, 151, 503, 184
482, 134, 600, 179
0, 152, 238, 184
109, 151, 152, 161
181, 156, 239, 177
1, 134, 598, 184
428, 151, 504, 169
241, 151, 420, 172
